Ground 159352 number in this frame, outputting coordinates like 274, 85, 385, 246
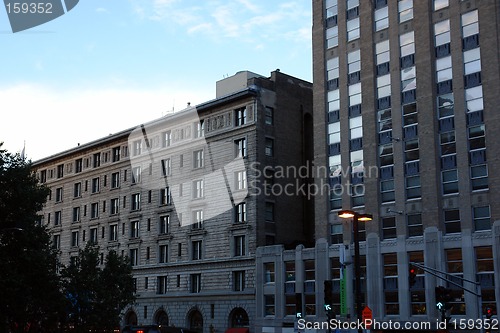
5, 2, 53, 14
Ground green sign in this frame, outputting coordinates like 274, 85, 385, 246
340, 273, 347, 315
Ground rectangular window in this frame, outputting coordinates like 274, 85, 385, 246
265, 106, 274, 125
473, 206, 491, 231
384, 253, 399, 315
57, 164, 64, 178
407, 214, 422, 237
109, 224, 118, 241
52, 234, 61, 250
434, 0, 448, 11
111, 172, 120, 188
192, 240, 202, 260
72, 207, 80, 222
326, 25, 339, 49
234, 235, 246, 257
131, 193, 141, 211
93, 153, 101, 168
71, 230, 79, 247
160, 187, 171, 205
398, 0, 413, 22
130, 220, 140, 238
235, 171, 247, 190
264, 262, 275, 283
442, 169, 458, 195
265, 202, 274, 221
233, 270, 245, 291
265, 138, 274, 157
112, 147, 120, 162
330, 224, 343, 244
55, 187, 63, 202
195, 120, 205, 138
159, 215, 170, 234
157, 276, 167, 294
382, 217, 396, 239
90, 228, 98, 244
193, 180, 204, 199
190, 274, 201, 293
91, 177, 100, 193
159, 245, 168, 263
193, 150, 204, 168
133, 140, 142, 156
132, 166, 141, 183
235, 107, 247, 126
409, 251, 426, 314
265, 295, 275, 316
444, 209, 462, 234
55, 211, 62, 226
75, 159, 82, 173
235, 138, 247, 158
162, 131, 172, 147
374, 5, 388, 31
235, 202, 246, 223
192, 210, 203, 229
161, 159, 171, 176
347, 17, 360, 41
471, 164, 488, 191
475, 247, 495, 313
111, 198, 119, 215
130, 248, 138, 266
91, 202, 99, 219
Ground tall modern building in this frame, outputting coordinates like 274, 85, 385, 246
33, 70, 313, 333
310, 0, 500, 326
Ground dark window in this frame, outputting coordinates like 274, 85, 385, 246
462, 34, 479, 51
435, 43, 451, 58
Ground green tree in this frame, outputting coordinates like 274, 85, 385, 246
96, 250, 136, 330
60, 244, 101, 333
0, 143, 64, 333
61, 244, 136, 332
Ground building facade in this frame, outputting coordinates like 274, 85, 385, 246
306, 0, 500, 329
33, 70, 313, 333
255, 2, 500, 330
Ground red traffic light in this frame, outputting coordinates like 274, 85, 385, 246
409, 266, 417, 287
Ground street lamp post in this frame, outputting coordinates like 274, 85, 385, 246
338, 210, 372, 333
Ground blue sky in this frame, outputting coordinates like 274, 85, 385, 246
0, 0, 312, 160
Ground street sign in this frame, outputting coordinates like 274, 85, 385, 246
340, 276, 347, 315
362, 306, 373, 329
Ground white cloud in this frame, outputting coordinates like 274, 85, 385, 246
130, 1, 311, 46
0, 84, 212, 161
236, 0, 260, 13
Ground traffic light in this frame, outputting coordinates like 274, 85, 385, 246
324, 280, 335, 319
409, 266, 417, 287
295, 293, 303, 319
486, 307, 493, 319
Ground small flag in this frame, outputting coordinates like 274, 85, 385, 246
20, 141, 25, 160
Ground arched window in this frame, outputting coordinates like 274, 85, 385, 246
229, 307, 249, 327
188, 309, 203, 332
155, 310, 169, 325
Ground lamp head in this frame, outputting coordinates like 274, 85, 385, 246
338, 210, 355, 219
357, 214, 373, 222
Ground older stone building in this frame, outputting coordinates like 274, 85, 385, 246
33, 70, 313, 333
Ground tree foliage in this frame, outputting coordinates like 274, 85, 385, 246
0, 143, 63, 332
0, 144, 136, 332
61, 244, 136, 332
